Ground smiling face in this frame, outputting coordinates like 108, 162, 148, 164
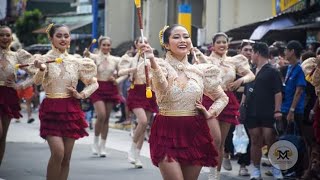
164, 26, 191, 60
212, 35, 228, 56
100, 39, 111, 54
0, 27, 12, 49
50, 26, 71, 52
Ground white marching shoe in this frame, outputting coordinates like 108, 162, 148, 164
134, 150, 143, 168
128, 142, 137, 164
99, 139, 107, 157
92, 136, 100, 155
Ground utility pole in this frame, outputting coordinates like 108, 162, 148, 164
92, 0, 98, 50
218, 0, 221, 32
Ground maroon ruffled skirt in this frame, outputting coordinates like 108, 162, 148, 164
39, 97, 88, 139
314, 106, 320, 144
202, 91, 239, 125
127, 84, 158, 113
0, 86, 22, 119
149, 114, 218, 167
90, 81, 121, 104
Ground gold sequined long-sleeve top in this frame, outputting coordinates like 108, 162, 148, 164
33, 48, 98, 98
151, 52, 229, 117
0, 47, 35, 88
118, 53, 152, 84
302, 57, 320, 99
88, 51, 126, 84
205, 52, 255, 90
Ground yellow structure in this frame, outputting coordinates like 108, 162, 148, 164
178, 4, 192, 34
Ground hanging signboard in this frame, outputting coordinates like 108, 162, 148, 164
272, 0, 305, 16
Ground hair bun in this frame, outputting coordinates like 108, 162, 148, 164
159, 25, 169, 47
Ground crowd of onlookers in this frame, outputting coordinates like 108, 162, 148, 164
212, 40, 320, 179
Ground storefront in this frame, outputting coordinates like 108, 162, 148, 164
226, 0, 320, 47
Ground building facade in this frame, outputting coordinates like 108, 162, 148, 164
104, 0, 272, 52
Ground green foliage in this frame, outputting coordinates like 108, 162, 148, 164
15, 9, 44, 46
37, 34, 49, 44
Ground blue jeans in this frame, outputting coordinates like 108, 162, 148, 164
85, 110, 93, 123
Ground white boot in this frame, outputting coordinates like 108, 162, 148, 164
99, 139, 107, 157
92, 136, 100, 155
208, 168, 220, 180
128, 142, 137, 164
134, 149, 143, 168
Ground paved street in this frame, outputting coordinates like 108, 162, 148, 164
0, 111, 274, 180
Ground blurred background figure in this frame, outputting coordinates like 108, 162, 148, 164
16, 69, 35, 123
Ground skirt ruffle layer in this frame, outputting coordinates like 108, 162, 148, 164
149, 115, 218, 167
202, 91, 239, 125
127, 84, 158, 113
0, 86, 22, 119
39, 98, 88, 139
90, 81, 121, 104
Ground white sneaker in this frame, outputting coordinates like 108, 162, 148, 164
134, 149, 143, 168
134, 158, 143, 168
92, 136, 100, 155
100, 145, 107, 157
128, 146, 136, 164
92, 143, 100, 156
208, 168, 220, 180
222, 157, 232, 171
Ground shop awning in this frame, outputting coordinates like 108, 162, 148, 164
281, 22, 320, 30
32, 13, 92, 34
225, 21, 264, 41
250, 16, 296, 40
33, 20, 92, 34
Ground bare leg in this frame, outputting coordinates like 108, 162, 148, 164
262, 128, 276, 150
26, 98, 32, 120
93, 101, 107, 137
249, 128, 263, 166
59, 137, 75, 180
207, 117, 221, 148
159, 157, 184, 180
207, 117, 221, 160
0, 116, 10, 166
136, 110, 153, 149
132, 108, 148, 148
217, 121, 231, 171
46, 136, 64, 180
101, 102, 113, 140
181, 165, 202, 180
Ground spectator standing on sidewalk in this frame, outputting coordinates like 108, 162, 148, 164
84, 36, 126, 157
280, 40, 306, 178
280, 41, 306, 134
0, 26, 35, 166
33, 24, 98, 180
236, 40, 255, 177
242, 42, 283, 179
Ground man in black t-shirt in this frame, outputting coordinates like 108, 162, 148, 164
242, 42, 283, 179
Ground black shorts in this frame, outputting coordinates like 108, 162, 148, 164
245, 116, 275, 129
